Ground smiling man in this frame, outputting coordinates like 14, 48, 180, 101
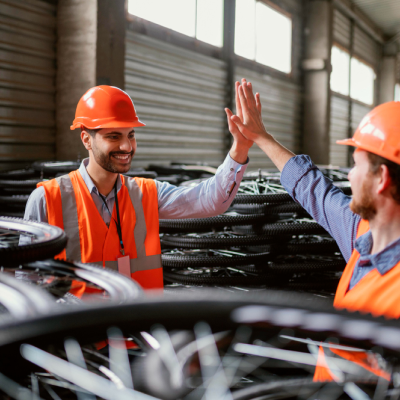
24, 86, 252, 290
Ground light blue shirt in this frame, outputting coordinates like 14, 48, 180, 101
280, 154, 400, 290
24, 154, 248, 225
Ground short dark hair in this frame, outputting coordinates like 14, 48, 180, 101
81, 127, 100, 137
367, 152, 400, 204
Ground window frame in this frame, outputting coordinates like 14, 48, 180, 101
234, 0, 294, 78
125, 0, 224, 59
330, 42, 376, 107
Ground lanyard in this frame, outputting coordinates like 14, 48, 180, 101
99, 177, 125, 255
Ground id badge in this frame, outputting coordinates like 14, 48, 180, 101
117, 255, 131, 277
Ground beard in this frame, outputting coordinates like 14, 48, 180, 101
349, 178, 377, 221
91, 143, 134, 174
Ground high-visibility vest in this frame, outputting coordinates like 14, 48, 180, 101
37, 170, 163, 290
313, 344, 390, 382
334, 219, 400, 319
314, 219, 400, 382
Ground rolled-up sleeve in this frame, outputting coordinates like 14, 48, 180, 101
157, 153, 248, 219
280, 155, 360, 261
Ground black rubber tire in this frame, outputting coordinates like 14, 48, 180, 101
163, 269, 280, 287
271, 236, 340, 255
0, 179, 41, 190
18, 259, 142, 304
0, 210, 24, 218
162, 250, 272, 268
0, 217, 67, 266
233, 219, 327, 236
232, 193, 293, 205
229, 201, 309, 216
124, 170, 158, 179
0, 169, 38, 180
0, 292, 398, 399
0, 273, 55, 319
159, 214, 279, 233
267, 255, 346, 274
232, 182, 350, 206
31, 161, 80, 174
161, 232, 278, 249
0, 195, 29, 205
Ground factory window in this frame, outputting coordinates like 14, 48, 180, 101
395, 83, 400, 101
330, 45, 375, 105
331, 45, 350, 96
350, 57, 375, 105
127, 0, 224, 47
234, 0, 292, 73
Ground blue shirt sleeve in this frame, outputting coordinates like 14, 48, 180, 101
24, 186, 48, 223
157, 153, 248, 219
280, 155, 361, 261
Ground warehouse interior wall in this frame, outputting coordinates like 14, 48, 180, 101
0, 0, 397, 170
0, 0, 57, 171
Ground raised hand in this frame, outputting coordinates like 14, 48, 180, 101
225, 80, 253, 150
230, 80, 271, 144
229, 79, 295, 171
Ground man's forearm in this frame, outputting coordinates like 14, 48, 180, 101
255, 136, 295, 171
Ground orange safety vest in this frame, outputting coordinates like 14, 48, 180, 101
334, 219, 400, 319
314, 219, 400, 382
38, 170, 163, 291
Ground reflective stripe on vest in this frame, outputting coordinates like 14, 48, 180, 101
91, 256, 161, 273
55, 175, 80, 260
334, 219, 400, 319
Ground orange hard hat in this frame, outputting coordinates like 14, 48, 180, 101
337, 101, 400, 164
70, 86, 145, 130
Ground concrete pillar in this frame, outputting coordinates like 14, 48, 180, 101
379, 43, 398, 104
56, 0, 126, 160
302, 0, 333, 164
380, 57, 396, 103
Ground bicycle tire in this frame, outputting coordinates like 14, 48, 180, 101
0, 273, 55, 319
0, 292, 398, 399
163, 269, 277, 286
0, 217, 67, 266
0, 169, 38, 180
233, 220, 327, 236
31, 161, 80, 174
162, 250, 272, 268
161, 232, 277, 249
229, 202, 309, 216
267, 256, 346, 274
0, 179, 41, 189
159, 214, 279, 233
0, 195, 29, 205
0, 210, 24, 218
18, 259, 142, 304
232, 193, 293, 205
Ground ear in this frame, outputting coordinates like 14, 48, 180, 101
81, 129, 92, 151
376, 164, 392, 195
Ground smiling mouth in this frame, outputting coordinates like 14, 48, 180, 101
111, 154, 131, 161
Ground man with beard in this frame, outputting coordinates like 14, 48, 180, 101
24, 86, 252, 290
227, 79, 400, 318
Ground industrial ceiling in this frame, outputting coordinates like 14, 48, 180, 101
351, 0, 400, 40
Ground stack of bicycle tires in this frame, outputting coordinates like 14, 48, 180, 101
161, 172, 352, 295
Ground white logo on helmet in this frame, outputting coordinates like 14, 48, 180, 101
360, 123, 385, 141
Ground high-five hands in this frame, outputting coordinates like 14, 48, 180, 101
226, 78, 271, 144
225, 81, 253, 151
227, 78, 295, 171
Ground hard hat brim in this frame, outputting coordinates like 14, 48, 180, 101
336, 138, 357, 147
70, 119, 146, 131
